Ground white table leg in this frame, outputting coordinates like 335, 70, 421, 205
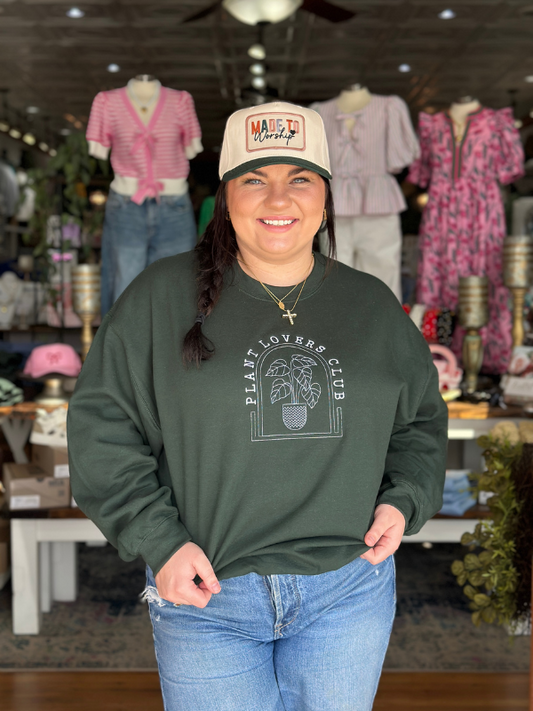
52, 542, 77, 602
11, 519, 41, 635
39, 542, 52, 613
1, 417, 33, 464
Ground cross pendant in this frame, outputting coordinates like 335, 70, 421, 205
282, 310, 297, 325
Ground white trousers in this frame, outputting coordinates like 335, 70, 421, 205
321, 214, 402, 301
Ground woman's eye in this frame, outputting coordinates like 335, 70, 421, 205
292, 177, 310, 184
243, 178, 263, 185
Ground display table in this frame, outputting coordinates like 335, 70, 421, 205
9, 414, 530, 635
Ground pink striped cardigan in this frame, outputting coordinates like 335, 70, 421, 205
86, 86, 202, 204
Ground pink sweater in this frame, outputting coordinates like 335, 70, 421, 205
86, 86, 202, 204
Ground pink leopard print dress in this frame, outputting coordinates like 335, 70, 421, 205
408, 107, 524, 374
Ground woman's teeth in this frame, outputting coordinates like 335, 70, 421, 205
261, 219, 296, 226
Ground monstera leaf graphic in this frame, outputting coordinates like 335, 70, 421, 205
293, 365, 313, 388
291, 355, 317, 367
301, 382, 321, 408
266, 359, 291, 377
270, 378, 292, 404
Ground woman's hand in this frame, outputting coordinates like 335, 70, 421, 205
155, 542, 221, 608
360, 504, 406, 565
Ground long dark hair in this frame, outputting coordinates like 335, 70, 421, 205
183, 178, 336, 367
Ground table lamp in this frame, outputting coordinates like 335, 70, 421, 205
71, 265, 101, 362
458, 276, 488, 394
503, 235, 533, 347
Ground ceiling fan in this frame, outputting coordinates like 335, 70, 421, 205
183, 0, 356, 25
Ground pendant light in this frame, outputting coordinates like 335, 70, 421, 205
222, 0, 302, 25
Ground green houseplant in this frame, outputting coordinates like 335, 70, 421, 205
452, 421, 532, 632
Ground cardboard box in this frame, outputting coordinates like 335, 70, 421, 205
0, 519, 9, 575
31, 444, 69, 479
3, 463, 70, 510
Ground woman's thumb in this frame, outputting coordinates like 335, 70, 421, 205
194, 554, 221, 593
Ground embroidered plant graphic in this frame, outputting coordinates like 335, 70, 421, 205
266, 354, 321, 430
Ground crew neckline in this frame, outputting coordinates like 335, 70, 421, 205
230, 252, 328, 303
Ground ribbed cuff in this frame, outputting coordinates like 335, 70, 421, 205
138, 515, 192, 577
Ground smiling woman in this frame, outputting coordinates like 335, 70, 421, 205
67, 100, 448, 711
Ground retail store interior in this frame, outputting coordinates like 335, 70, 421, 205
0, 1, 533, 709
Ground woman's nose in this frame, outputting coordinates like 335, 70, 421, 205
263, 184, 292, 210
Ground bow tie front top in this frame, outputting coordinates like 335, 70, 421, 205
86, 86, 203, 204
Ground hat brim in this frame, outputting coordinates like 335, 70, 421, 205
222, 157, 332, 182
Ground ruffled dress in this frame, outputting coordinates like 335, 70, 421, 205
408, 107, 524, 373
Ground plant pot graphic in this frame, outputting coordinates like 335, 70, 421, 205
282, 403, 308, 430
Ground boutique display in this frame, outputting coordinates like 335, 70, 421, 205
311, 86, 420, 300
408, 100, 525, 373
86, 76, 203, 315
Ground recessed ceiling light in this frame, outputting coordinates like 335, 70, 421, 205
438, 9, 456, 19
60, 128, 71, 136
252, 76, 266, 90
514, 119, 523, 129
0, 121, 9, 132
107, 63, 120, 73
398, 64, 411, 73
249, 63, 265, 76
9, 128, 21, 139
49, 148, 57, 157
530, 110, 533, 118
248, 44, 266, 60
26, 106, 40, 114
22, 133, 36, 145
39, 142, 49, 152
525, 75, 533, 83
67, 8, 85, 19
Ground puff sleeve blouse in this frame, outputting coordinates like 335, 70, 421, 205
311, 94, 420, 216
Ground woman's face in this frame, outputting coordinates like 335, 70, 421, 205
225, 164, 326, 264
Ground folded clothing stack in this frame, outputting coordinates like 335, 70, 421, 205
439, 469, 477, 516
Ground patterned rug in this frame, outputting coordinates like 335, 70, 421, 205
0, 542, 529, 670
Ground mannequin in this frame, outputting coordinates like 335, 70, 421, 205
448, 96, 481, 140
86, 75, 203, 315
312, 86, 420, 301
336, 85, 372, 131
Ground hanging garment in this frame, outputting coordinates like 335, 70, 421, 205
0, 161, 20, 217
100, 189, 197, 316
86, 86, 203, 203
320, 215, 402, 300
310, 94, 419, 216
408, 107, 525, 373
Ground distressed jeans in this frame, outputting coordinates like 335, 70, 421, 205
142, 554, 396, 711
100, 189, 197, 316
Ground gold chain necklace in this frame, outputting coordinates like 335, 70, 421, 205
239, 254, 314, 326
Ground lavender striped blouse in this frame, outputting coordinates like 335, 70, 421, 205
310, 95, 420, 216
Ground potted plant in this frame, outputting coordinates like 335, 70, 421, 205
266, 354, 321, 430
452, 421, 532, 633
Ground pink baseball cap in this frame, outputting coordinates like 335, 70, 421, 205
23, 344, 82, 379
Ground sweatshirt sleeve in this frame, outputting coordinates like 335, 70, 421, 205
376, 323, 448, 535
67, 318, 192, 576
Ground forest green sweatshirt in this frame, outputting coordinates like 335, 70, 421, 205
67, 252, 448, 580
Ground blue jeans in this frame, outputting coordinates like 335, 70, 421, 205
143, 554, 396, 711
101, 189, 197, 316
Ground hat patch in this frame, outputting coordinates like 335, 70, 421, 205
246, 112, 306, 153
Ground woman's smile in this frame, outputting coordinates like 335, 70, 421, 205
258, 216, 299, 232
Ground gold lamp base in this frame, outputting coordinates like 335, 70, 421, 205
510, 286, 526, 347
462, 328, 484, 394
80, 312, 96, 362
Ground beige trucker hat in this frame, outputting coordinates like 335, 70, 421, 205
219, 101, 332, 182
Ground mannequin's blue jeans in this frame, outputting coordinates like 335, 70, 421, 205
101, 189, 197, 316
143, 554, 396, 711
